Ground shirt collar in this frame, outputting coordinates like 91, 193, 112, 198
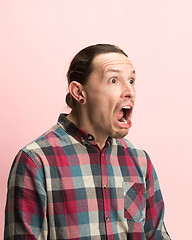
57, 113, 112, 147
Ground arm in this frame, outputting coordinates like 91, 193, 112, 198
144, 152, 171, 240
4, 150, 47, 239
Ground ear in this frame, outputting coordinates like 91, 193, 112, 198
68, 81, 87, 104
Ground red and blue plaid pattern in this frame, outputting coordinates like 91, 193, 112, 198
4, 114, 170, 239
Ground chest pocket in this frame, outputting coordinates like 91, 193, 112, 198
123, 182, 146, 223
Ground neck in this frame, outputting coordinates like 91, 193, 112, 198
67, 110, 107, 150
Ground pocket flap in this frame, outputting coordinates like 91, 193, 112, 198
123, 182, 146, 223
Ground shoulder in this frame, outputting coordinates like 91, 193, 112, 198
116, 138, 150, 177
20, 123, 69, 167
116, 137, 148, 158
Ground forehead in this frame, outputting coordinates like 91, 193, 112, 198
92, 52, 135, 74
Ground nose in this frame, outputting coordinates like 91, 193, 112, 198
120, 81, 135, 99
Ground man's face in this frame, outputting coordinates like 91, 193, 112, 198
83, 52, 136, 140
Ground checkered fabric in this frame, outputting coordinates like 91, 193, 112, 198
4, 114, 171, 240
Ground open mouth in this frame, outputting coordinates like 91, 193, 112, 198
117, 106, 132, 125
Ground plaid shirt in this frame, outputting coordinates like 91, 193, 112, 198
4, 114, 170, 240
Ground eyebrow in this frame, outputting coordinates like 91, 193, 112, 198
105, 69, 136, 74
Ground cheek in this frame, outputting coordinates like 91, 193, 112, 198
100, 97, 117, 118
86, 87, 118, 114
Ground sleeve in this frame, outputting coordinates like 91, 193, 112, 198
144, 152, 171, 240
4, 150, 48, 240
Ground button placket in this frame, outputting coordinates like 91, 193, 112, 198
100, 151, 111, 228
81, 137, 85, 144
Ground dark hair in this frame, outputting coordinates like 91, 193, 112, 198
66, 43, 128, 108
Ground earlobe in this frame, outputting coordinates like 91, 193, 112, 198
68, 81, 87, 104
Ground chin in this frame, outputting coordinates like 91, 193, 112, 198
111, 129, 129, 139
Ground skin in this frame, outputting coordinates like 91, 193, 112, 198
67, 52, 136, 149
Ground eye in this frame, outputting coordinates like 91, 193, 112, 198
129, 78, 135, 84
109, 78, 117, 84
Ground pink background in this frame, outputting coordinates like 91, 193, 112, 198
1, 1, 192, 239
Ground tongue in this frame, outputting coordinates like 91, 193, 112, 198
119, 117, 126, 123
116, 110, 124, 121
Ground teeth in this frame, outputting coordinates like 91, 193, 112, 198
119, 117, 127, 124
122, 106, 131, 110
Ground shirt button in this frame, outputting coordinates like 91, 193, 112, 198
106, 216, 110, 222
104, 184, 108, 189
87, 135, 93, 140
101, 154, 104, 157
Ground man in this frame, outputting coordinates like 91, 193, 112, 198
4, 44, 171, 239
